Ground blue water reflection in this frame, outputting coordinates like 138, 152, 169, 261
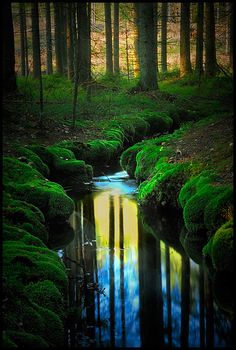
63, 171, 233, 348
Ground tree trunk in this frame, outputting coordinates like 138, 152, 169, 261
3, 3, 17, 94
180, 3, 192, 77
31, 3, 43, 125
113, 2, 119, 74
87, 2, 92, 100
60, 3, 67, 74
54, 3, 63, 74
104, 3, 113, 75
23, 4, 29, 76
136, 3, 158, 90
77, 3, 90, 84
19, 3, 26, 76
31, 3, 41, 79
195, 2, 204, 76
67, 3, 74, 80
72, 3, 79, 129
161, 3, 168, 73
228, 2, 233, 70
125, 23, 130, 79
45, 3, 53, 75
133, 4, 140, 78
205, 3, 217, 77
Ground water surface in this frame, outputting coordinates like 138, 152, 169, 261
61, 170, 232, 348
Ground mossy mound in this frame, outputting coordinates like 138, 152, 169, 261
3, 223, 46, 248
3, 192, 48, 242
3, 156, 44, 185
203, 220, 233, 273
25, 280, 64, 320
183, 184, 228, 233
110, 115, 149, 143
135, 144, 174, 182
54, 140, 92, 159
178, 170, 221, 209
120, 141, 145, 177
5, 330, 48, 348
137, 111, 173, 134
86, 139, 122, 164
10, 179, 74, 223
102, 127, 125, 145
15, 146, 50, 177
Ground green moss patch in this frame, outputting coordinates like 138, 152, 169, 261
3, 223, 46, 248
5, 330, 48, 348
15, 146, 49, 177
137, 111, 173, 134
120, 141, 145, 177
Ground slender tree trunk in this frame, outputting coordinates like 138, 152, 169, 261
125, 23, 130, 80
180, 3, 192, 77
161, 3, 168, 73
228, 2, 233, 70
23, 5, 29, 76
77, 3, 90, 84
133, 4, 140, 78
205, 3, 217, 77
31, 3, 43, 125
19, 3, 26, 76
153, 3, 158, 74
45, 3, 53, 75
136, 3, 158, 90
195, 2, 204, 76
113, 2, 119, 74
87, 2, 92, 101
60, 3, 67, 74
104, 3, 113, 75
3, 3, 17, 94
67, 3, 74, 80
54, 3, 63, 74
31, 3, 41, 79
72, 3, 79, 129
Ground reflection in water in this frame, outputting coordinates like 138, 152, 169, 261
62, 171, 232, 348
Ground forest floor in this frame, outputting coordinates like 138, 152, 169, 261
2, 75, 233, 187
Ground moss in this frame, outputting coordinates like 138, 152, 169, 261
54, 140, 92, 159
15, 146, 50, 177
34, 303, 64, 347
183, 184, 228, 233
3, 223, 46, 247
137, 111, 173, 133
25, 280, 64, 320
135, 144, 174, 181
11, 179, 74, 222
3, 156, 44, 185
2, 332, 17, 348
27, 145, 55, 166
178, 170, 221, 209
204, 186, 233, 234
203, 221, 233, 273
102, 127, 125, 145
110, 115, 149, 143
120, 141, 145, 177
86, 139, 122, 164
3, 193, 48, 242
6, 330, 48, 348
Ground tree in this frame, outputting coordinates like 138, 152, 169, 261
104, 3, 113, 75
45, 3, 53, 75
54, 3, 63, 74
66, 3, 74, 79
19, 3, 26, 76
31, 3, 43, 125
180, 3, 192, 77
77, 3, 90, 83
228, 3, 233, 70
195, 2, 204, 76
161, 3, 168, 73
205, 3, 217, 77
135, 3, 158, 90
113, 3, 119, 74
133, 4, 140, 78
3, 3, 17, 94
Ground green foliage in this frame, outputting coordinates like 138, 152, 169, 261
203, 220, 233, 272
137, 110, 173, 134
15, 146, 49, 177
183, 184, 228, 233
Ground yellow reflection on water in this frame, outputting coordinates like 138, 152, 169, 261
122, 197, 138, 249
94, 192, 110, 248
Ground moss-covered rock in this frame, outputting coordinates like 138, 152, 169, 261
54, 140, 92, 160
137, 111, 173, 134
10, 179, 74, 223
15, 146, 49, 177
120, 141, 145, 177
102, 127, 125, 145
110, 115, 149, 143
3, 223, 46, 247
25, 280, 64, 320
183, 184, 228, 233
5, 330, 48, 348
3, 193, 48, 242
203, 220, 233, 273
178, 170, 221, 209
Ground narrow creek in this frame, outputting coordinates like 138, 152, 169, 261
56, 169, 232, 348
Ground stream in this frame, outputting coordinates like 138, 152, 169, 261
57, 169, 232, 348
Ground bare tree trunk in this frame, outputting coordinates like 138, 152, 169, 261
113, 2, 119, 74
19, 3, 26, 76
195, 2, 204, 76
60, 3, 67, 74
31, 3, 43, 125
180, 3, 192, 76
45, 3, 53, 75
228, 2, 233, 69
54, 3, 63, 74
87, 2, 92, 101
205, 3, 217, 77
161, 3, 168, 73
3, 3, 17, 94
67, 3, 74, 80
23, 5, 29, 76
125, 23, 130, 80
104, 3, 113, 75
133, 4, 140, 78
77, 3, 90, 84
72, 3, 79, 129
